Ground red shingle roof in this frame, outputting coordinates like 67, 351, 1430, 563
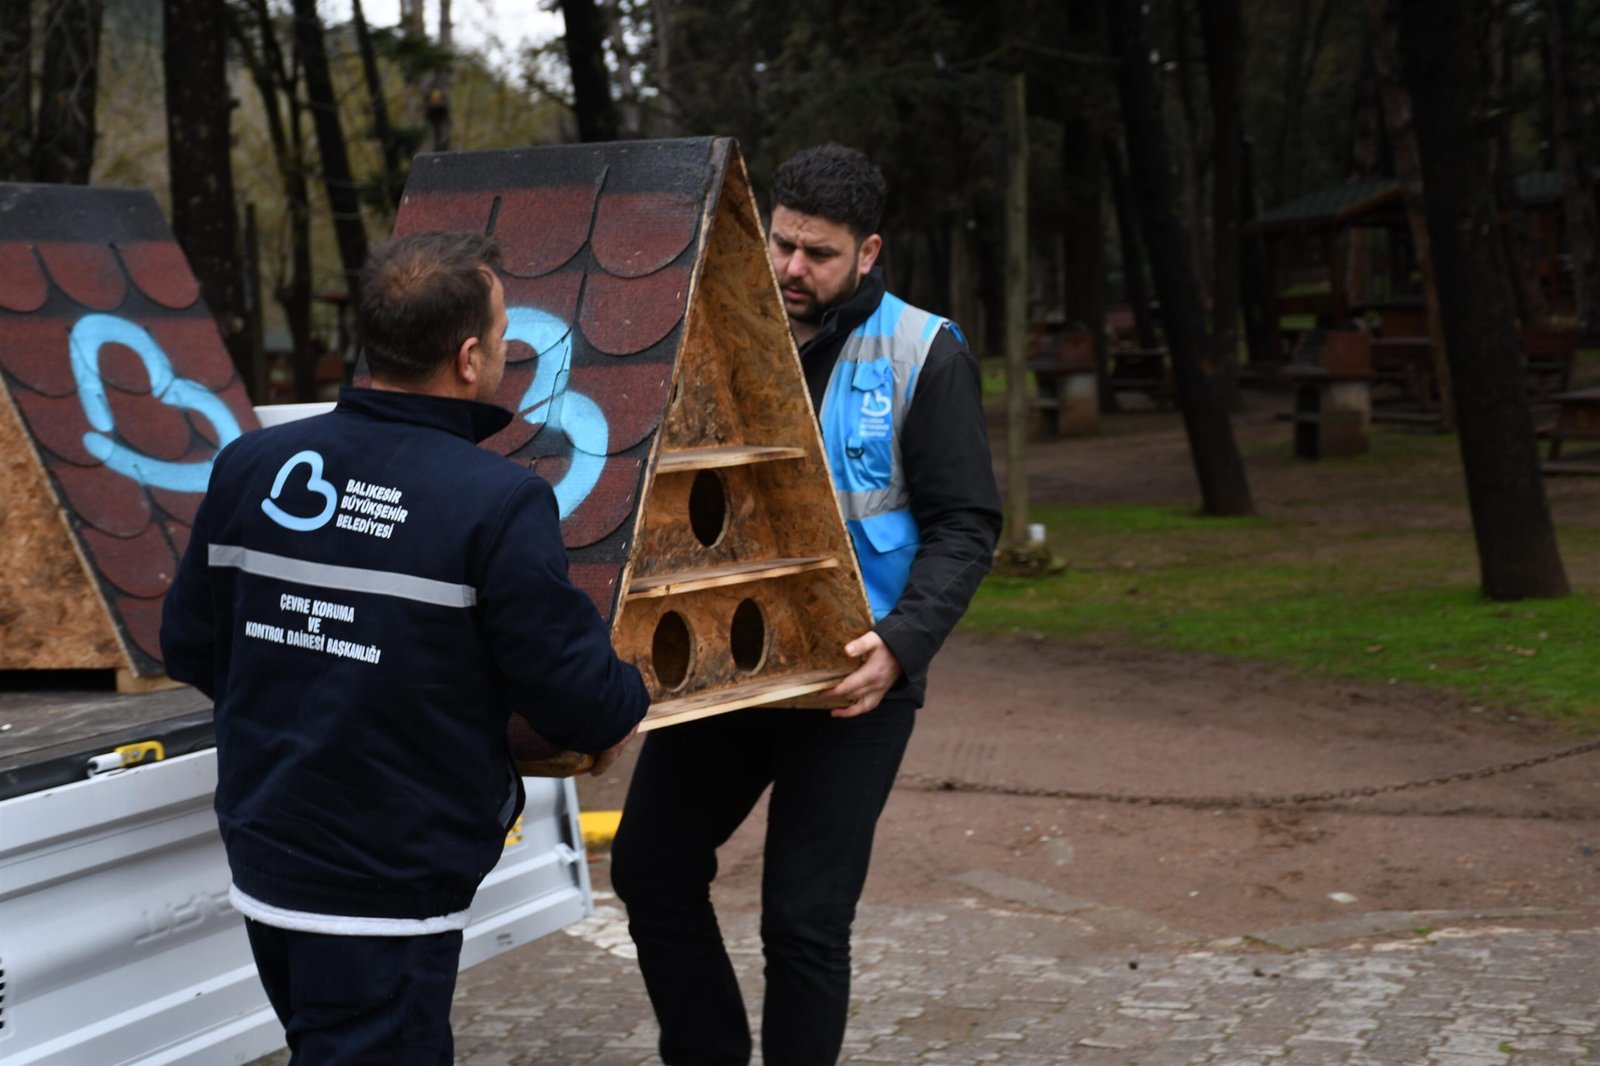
392, 138, 728, 619
0, 183, 260, 673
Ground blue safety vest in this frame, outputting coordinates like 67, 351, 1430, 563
818, 292, 956, 620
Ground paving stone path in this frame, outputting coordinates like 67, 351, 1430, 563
434, 890, 1600, 1065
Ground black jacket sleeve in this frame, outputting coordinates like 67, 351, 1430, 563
873, 327, 1002, 703
478, 479, 650, 753
160, 460, 221, 700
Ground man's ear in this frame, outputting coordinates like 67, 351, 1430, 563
455, 335, 482, 388
857, 233, 883, 278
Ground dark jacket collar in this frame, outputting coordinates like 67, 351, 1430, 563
335, 385, 513, 444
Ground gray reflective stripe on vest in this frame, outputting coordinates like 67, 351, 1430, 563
823, 297, 946, 523
208, 544, 478, 608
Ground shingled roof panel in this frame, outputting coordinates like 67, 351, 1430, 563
391, 190, 496, 237
0, 316, 78, 395
579, 267, 691, 355
118, 242, 201, 309
9, 384, 101, 466
37, 242, 128, 310
495, 185, 598, 276
0, 243, 47, 312
50, 458, 154, 538
394, 139, 724, 566
81, 523, 179, 598
591, 191, 700, 278
0, 181, 260, 676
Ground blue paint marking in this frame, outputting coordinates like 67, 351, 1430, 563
69, 313, 242, 493
505, 306, 610, 520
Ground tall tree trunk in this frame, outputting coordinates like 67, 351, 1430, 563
1393, 0, 1567, 601
1270, 0, 1333, 204
1238, 138, 1275, 365
1002, 73, 1031, 553
1172, 0, 1208, 298
293, 0, 369, 303
34, 0, 102, 184
1063, 116, 1108, 411
165, 0, 249, 379
1199, 0, 1243, 405
1344, 39, 1381, 307
559, 0, 619, 141
1370, 0, 1453, 427
1543, 0, 1600, 339
1104, 136, 1160, 351
1487, 0, 1547, 327
233, 0, 314, 398
651, 0, 678, 134
0, 0, 31, 181
352, 0, 404, 212
1105, 0, 1255, 517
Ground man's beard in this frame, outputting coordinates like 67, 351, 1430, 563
788, 271, 862, 326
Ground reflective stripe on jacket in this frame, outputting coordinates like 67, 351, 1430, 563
819, 291, 953, 619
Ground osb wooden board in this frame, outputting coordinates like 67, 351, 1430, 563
392, 139, 733, 621
613, 146, 873, 716
0, 389, 121, 669
0, 183, 261, 675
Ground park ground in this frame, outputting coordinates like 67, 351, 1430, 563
579, 384, 1600, 944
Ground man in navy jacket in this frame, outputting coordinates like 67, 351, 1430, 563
161, 231, 648, 1063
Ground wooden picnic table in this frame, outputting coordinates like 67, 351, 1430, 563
1543, 386, 1600, 472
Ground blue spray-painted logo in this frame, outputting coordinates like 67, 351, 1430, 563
69, 313, 242, 492
260, 449, 338, 531
506, 306, 611, 520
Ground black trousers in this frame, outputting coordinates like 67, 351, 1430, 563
244, 918, 462, 1065
610, 699, 916, 1066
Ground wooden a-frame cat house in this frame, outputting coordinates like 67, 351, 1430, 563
392, 138, 874, 744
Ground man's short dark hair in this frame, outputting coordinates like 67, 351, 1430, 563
358, 231, 502, 383
770, 144, 886, 239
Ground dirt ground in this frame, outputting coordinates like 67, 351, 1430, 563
577, 393, 1600, 948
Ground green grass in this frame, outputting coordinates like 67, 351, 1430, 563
967, 503, 1600, 727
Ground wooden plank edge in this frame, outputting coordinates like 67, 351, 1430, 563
637, 671, 848, 732
655, 445, 806, 472
626, 556, 840, 600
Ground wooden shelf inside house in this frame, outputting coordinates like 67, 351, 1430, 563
654, 444, 806, 472
638, 669, 848, 732
626, 556, 840, 600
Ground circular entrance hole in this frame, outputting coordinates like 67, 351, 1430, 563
729, 598, 766, 673
651, 611, 693, 691
688, 469, 727, 547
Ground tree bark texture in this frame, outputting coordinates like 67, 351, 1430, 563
1543, 0, 1600, 339
1393, 0, 1568, 600
34, 0, 101, 184
1486, 0, 1547, 327
352, 0, 404, 213
1198, 0, 1244, 402
1171, 0, 1209, 298
560, 0, 620, 142
232, 0, 315, 397
1238, 138, 1275, 365
1104, 0, 1255, 517
0, 0, 31, 180
1003, 73, 1031, 551
293, 0, 369, 302
1103, 136, 1160, 351
1369, 0, 1453, 427
164, 0, 250, 381
1062, 116, 1109, 410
